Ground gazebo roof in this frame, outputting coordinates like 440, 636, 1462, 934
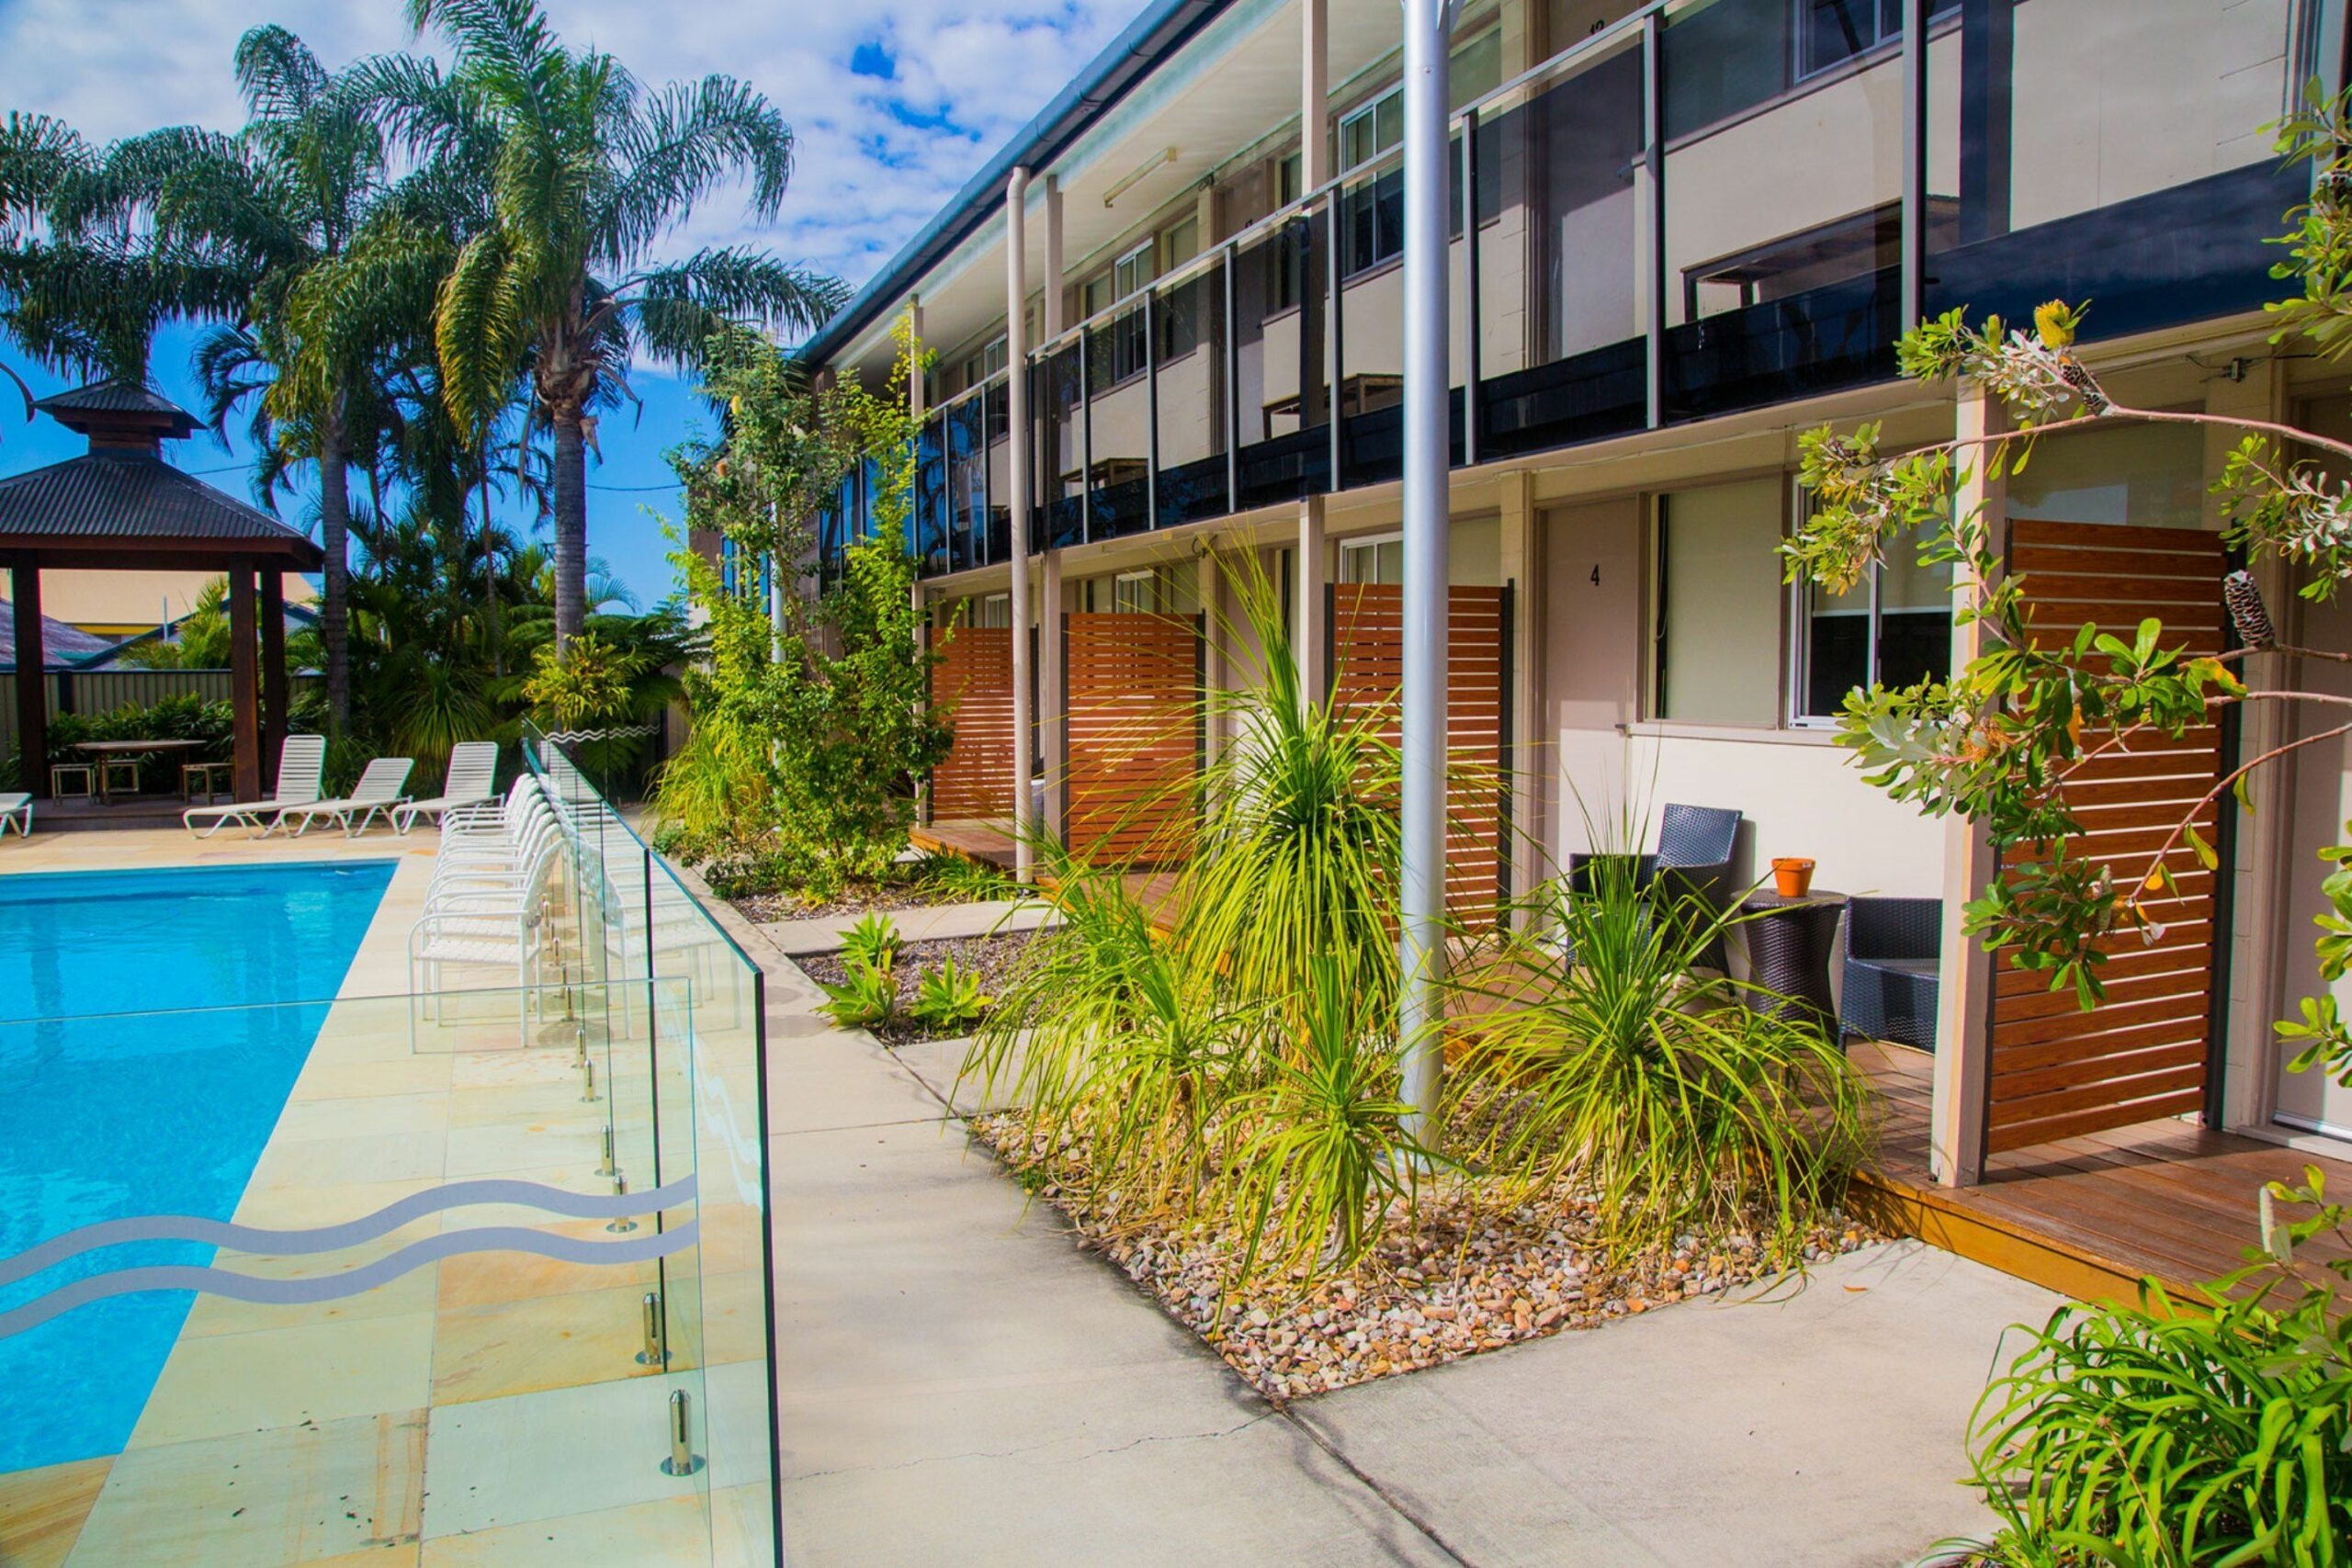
0, 448, 323, 568
33, 378, 203, 435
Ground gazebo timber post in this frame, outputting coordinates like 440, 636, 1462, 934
259, 569, 288, 782
229, 565, 262, 800
7, 556, 45, 799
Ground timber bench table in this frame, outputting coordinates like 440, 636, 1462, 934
74, 738, 204, 804
180, 760, 234, 803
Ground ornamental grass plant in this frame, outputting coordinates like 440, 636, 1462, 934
1445, 852, 1871, 1266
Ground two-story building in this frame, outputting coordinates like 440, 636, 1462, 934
789, 0, 2352, 1223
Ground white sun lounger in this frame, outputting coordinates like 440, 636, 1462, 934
281, 757, 415, 838
182, 735, 328, 838
392, 741, 500, 836
0, 793, 28, 837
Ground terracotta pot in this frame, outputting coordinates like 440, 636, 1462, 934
1771, 857, 1815, 898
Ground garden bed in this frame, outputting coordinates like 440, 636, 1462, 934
732, 854, 1014, 923
800, 930, 1039, 1045
968, 1112, 1878, 1402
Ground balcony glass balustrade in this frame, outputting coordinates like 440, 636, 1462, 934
870, 0, 2322, 580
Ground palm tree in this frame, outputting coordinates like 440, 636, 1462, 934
98, 27, 401, 726
362, 0, 845, 647
0, 112, 248, 385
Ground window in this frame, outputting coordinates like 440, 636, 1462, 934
1339, 533, 1405, 585
1336, 31, 1500, 278
1270, 152, 1306, 311
973, 592, 1011, 629
1084, 240, 1156, 385
1795, 550, 1953, 718
1082, 567, 1180, 614
1796, 0, 1956, 82
1655, 478, 1784, 726
958, 335, 1007, 393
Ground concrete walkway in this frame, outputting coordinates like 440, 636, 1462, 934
721, 902, 2062, 1568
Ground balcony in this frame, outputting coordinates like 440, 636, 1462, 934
859, 0, 2314, 578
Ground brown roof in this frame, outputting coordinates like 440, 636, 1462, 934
33, 378, 202, 439
0, 449, 322, 565
0, 599, 119, 669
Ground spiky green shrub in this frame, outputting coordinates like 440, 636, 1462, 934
1947, 1176, 2352, 1567
839, 912, 902, 974
908, 958, 988, 1034
1217, 954, 1429, 1281
816, 962, 895, 1030
1447, 854, 1869, 1262
1174, 561, 1401, 1015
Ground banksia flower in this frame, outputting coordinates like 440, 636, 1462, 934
2052, 353, 2109, 414
2223, 570, 2277, 650
2032, 299, 2083, 350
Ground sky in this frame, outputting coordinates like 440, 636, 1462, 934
0, 0, 1150, 608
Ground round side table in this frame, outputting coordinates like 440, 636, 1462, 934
1736, 888, 1848, 1034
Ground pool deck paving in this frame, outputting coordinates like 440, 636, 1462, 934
699, 886, 2069, 1568
1, 824, 752, 1567
3, 822, 2071, 1568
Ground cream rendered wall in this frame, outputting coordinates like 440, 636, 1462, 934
1662, 49, 1961, 328
2007, 0, 2289, 230
1533, 493, 1940, 895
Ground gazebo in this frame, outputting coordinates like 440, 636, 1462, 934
0, 379, 323, 801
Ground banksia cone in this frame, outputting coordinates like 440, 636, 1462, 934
2223, 569, 2277, 650
2053, 352, 2109, 414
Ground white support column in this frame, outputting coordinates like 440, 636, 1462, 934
908, 296, 927, 417
1041, 547, 1068, 840
1398, 0, 1458, 1141
1930, 382, 2005, 1187
1301, 0, 1330, 189
1498, 471, 1543, 914
1043, 175, 1066, 340
1006, 172, 1036, 882
1295, 495, 1328, 705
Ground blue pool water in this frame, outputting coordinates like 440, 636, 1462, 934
0, 860, 394, 1472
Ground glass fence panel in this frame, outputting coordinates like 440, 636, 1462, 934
1925, 0, 2308, 343
1084, 306, 1153, 538
0, 980, 724, 1564
1152, 259, 1232, 529
944, 393, 986, 573
912, 415, 950, 575
1230, 204, 1335, 510
1336, 144, 1410, 488
522, 725, 780, 1562
1661, 0, 1907, 420
1041, 340, 1086, 550
984, 375, 1012, 565
1475, 27, 1650, 457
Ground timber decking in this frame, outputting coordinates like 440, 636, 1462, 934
1851, 1038, 2351, 1306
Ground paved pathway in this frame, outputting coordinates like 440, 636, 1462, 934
712, 897, 2063, 1568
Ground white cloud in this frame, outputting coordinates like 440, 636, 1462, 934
0, 1, 1146, 292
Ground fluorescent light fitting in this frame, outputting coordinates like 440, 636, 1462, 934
1102, 147, 1178, 209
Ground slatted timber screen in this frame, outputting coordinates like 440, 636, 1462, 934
1328, 582, 1510, 915
1984, 518, 2229, 1156
928, 626, 1016, 819
1063, 611, 1201, 866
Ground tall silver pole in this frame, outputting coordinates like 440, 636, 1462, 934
1006, 167, 1036, 882
1398, 0, 1455, 1140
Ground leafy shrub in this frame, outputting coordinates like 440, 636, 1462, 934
1447, 854, 1869, 1264
839, 913, 902, 974
816, 962, 895, 1030
908, 959, 988, 1033
1951, 1176, 2352, 1567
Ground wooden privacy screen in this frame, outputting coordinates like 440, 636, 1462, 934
1984, 519, 2229, 1156
929, 625, 1017, 819
1063, 612, 1201, 865
1328, 582, 1510, 916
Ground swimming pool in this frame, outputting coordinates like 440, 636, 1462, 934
0, 860, 395, 1472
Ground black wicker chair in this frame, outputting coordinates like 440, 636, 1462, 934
1566, 804, 1743, 971
1840, 897, 1941, 1052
